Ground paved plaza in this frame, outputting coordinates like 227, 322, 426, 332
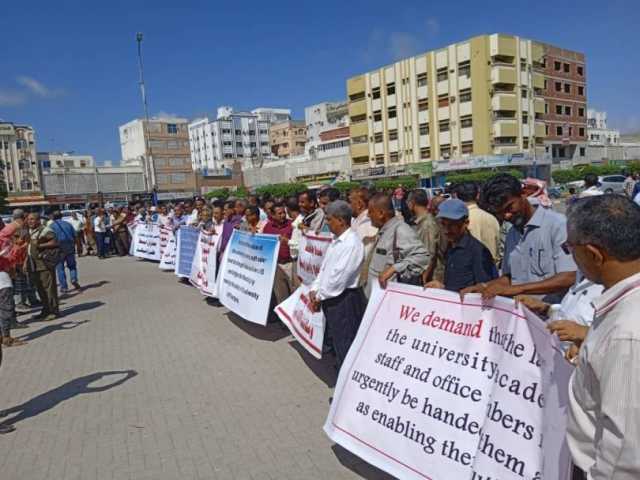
0, 256, 391, 480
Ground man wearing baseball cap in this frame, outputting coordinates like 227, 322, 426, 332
424, 199, 497, 292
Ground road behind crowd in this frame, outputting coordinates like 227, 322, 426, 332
0, 256, 391, 480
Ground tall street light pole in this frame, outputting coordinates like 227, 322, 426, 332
136, 32, 156, 197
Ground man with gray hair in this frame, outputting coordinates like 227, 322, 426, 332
564, 195, 640, 480
309, 200, 366, 370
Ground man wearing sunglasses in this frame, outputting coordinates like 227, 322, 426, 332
461, 174, 576, 303
564, 195, 640, 480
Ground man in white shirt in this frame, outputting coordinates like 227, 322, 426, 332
309, 200, 365, 370
349, 187, 378, 271
578, 173, 603, 198
564, 194, 640, 479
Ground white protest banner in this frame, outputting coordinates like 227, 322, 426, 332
217, 230, 279, 326
325, 283, 573, 480
189, 230, 220, 297
159, 229, 177, 271
158, 225, 172, 258
174, 226, 200, 278
132, 223, 161, 261
296, 232, 332, 286
275, 284, 326, 359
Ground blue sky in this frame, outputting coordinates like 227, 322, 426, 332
1, 0, 638, 163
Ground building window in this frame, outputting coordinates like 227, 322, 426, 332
375, 154, 384, 165
556, 126, 563, 136
389, 152, 399, 163
555, 82, 562, 92
563, 63, 570, 73
222, 129, 231, 134
416, 73, 427, 87
554, 61, 561, 71
440, 144, 451, 158
545, 125, 549, 135
236, 142, 243, 149
578, 86, 584, 96
580, 147, 586, 156
459, 89, 471, 102
351, 114, 366, 123
420, 147, 430, 159
544, 103, 549, 114
419, 123, 429, 135
523, 138, 529, 149
157, 174, 169, 184
564, 83, 571, 94
235, 129, 241, 135
436, 67, 448, 82
349, 91, 365, 102
461, 141, 473, 154
388, 107, 397, 119
439, 120, 450, 132
460, 115, 472, 128
389, 129, 398, 141
167, 123, 178, 134
564, 106, 572, 116
352, 135, 367, 144
578, 107, 585, 117
386, 83, 395, 95
418, 99, 429, 111
521, 88, 528, 99
544, 79, 548, 90
555, 105, 563, 115
373, 111, 382, 122
458, 61, 470, 77
577, 66, 584, 76
437, 94, 449, 108
579, 127, 585, 137
374, 132, 383, 143
522, 113, 528, 124
259, 129, 268, 135
172, 173, 186, 184
372, 87, 381, 99
223, 141, 232, 146
248, 130, 255, 136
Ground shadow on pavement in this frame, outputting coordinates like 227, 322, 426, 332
288, 340, 337, 388
18, 320, 90, 342
78, 280, 110, 292
0, 370, 138, 427
59, 301, 105, 317
226, 311, 290, 342
331, 444, 395, 480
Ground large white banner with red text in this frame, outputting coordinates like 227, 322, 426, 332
159, 230, 177, 271
296, 232, 332, 286
275, 284, 326, 359
324, 283, 573, 480
190, 231, 220, 297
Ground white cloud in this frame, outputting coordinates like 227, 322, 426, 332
16, 76, 64, 98
0, 90, 27, 107
426, 17, 440, 36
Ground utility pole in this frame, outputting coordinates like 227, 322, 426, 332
136, 32, 156, 195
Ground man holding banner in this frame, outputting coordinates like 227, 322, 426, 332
309, 200, 365, 370
263, 203, 294, 307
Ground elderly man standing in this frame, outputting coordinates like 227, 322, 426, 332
349, 187, 378, 269
463, 174, 576, 303
26, 213, 60, 320
367, 193, 430, 295
564, 195, 640, 480
309, 200, 365, 370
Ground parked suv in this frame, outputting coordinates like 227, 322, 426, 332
598, 175, 626, 194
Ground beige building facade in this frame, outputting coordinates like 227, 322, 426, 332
120, 117, 196, 194
346, 34, 580, 176
0, 122, 44, 204
270, 120, 307, 158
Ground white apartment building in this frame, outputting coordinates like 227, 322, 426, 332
38, 152, 95, 172
587, 109, 620, 146
188, 106, 276, 172
0, 121, 42, 196
251, 107, 291, 124
305, 101, 350, 157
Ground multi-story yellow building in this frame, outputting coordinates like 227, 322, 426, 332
347, 33, 560, 177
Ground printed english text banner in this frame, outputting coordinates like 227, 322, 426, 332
217, 230, 279, 326
275, 284, 326, 359
296, 232, 332, 286
324, 283, 573, 480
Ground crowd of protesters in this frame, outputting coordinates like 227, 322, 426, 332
1, 173, 639, 479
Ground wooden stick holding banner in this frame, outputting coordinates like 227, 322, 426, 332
324, 283, 573, 480
217, 229, 279, 326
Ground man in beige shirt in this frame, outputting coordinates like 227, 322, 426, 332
349, 187, 378, 284
453, 181, 499, 260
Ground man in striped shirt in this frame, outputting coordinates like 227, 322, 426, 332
565, 195, 640, 480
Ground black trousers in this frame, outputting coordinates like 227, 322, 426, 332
321, 288, 367, 370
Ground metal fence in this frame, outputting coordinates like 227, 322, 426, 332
43, 171, 146, 195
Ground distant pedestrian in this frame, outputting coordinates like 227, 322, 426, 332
93, 209, 107, 259
50, 211, 80, 293
579, 173, 603, 198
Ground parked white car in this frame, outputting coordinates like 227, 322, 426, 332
598, 175, 626, 194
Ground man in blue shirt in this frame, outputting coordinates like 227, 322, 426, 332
424, 199, 497, 292
50, 211, 80, 293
